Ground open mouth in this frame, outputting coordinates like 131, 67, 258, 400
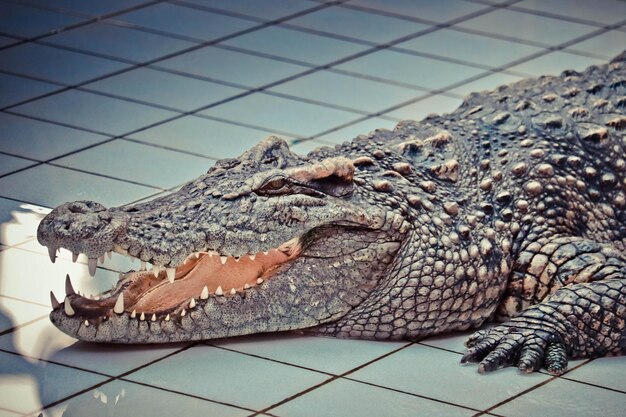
50, 237, 301, 323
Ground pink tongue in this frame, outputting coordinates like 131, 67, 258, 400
129, 251, 290, 313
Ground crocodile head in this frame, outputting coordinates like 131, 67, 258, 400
38, 137, 409, 342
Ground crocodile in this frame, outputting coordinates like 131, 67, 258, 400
38, 51, 626, 375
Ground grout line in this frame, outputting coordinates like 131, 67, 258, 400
472, 359, 593, 416
0, 315, 49, 338
249, 342, 414, 416
0, 0, 168, 51
341, 376, 487, 414
115, 377, 262, 415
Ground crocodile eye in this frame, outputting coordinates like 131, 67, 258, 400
266, 178, 286, 190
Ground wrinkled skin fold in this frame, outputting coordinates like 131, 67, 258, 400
39, 51, 626, 375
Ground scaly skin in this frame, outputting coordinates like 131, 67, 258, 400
38, 51, 626, 374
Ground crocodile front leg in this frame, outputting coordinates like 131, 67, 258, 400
462, 238, 626, 374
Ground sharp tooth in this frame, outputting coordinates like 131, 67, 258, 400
234, 256, 240, 262
151, 314, 156, 322
84, 320, 89, 327
50, 291, 61, 309
166, 267, 176, 284
94, 295, 100, 301
200, 286, 209, 300
195, 252, 200, 258
98, 255, 105, 264
48, 246, 57, 263
256, 278, 264, 285
113, 293, 124, 314
189, 298, 196, 308
140, 312, 145, 321
220, 256, 227, 265
215, 286, 223, 296
229, 288, 236, 295
65, 274, 75, 295
131, 310, 136, 319
244, 283, 250, 290
152, 265, 160, 277
140, 261, 146, 271
72, 252, 79, 263
64, 299, 75, 316
263, 251, 269, 255
107, 251, 113, 260
249, 254, 256, 261
181, 309, 186, 317
165, 314, 170, 321
88, 258, 97, 276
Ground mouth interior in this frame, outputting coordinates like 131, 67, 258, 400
127, 249, 294, 312
68, 238, 301, 318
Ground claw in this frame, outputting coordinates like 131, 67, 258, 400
544, 343, 568, 375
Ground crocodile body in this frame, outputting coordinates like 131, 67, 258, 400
38, 52, 626, 374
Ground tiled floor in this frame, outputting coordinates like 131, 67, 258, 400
0, 0, 625, 416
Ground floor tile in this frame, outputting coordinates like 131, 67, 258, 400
273, 377, 475, 417
312, 117, 398, 144
491, 377, 626, 417
385, 94, 463, 120
0, 297, 49, 334
506, 50, 605, 77
0, 317, 186, 377
155, 46, 307, 89
0, 198, 49, 246
0, 154, 37, 177
0, 164, 158, 208
180, 0, 314, 20
446, 72, 525, 97
564, 356, 626, 392
0, 73, 60, 109
0, 351, 108, 415
222, 26, 370, 65
211, 332, 409, 374
0, 112, 108, 161
0, 247, 120, 307
55, 140, 212, 189
286, 7, 428, 44
201, 93, 362, 137
0, 2, 84, 38
126, 344, 330, 410
397, 29, 545, 68
455, 8, 598, 46
126, 115, 279, 159
348, 0, 486, 22
419, 330, 474, 354
336, 50, 485, 91
0, 43, 131, 84
83, 67, 244, 112
22, 0, 148, 16
11, 90, 178, 136
515, 0, 626, 26
39, 379, 250, 417
113, 3, 256, 41
46, 22, 195, 63
565, 30, 626, 60
349, 344, 550, 410
270, 70, 422, 113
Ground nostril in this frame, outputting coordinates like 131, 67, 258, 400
67, 201, 107, 214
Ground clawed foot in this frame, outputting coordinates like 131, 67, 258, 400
461, 326, 569, 375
